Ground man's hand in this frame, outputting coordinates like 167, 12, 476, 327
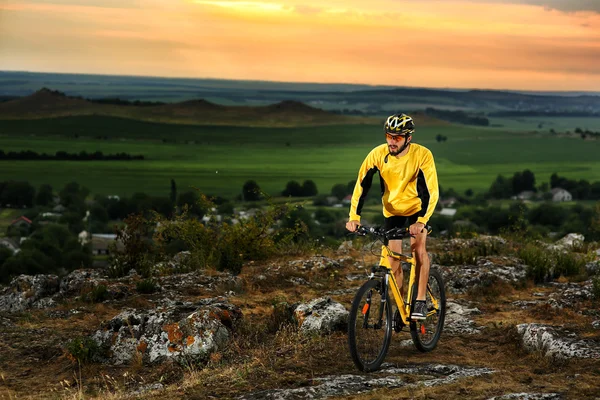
409, 222, 426, 236
346, 220, 360, 232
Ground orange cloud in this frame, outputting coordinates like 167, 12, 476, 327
1, 0, 599, 90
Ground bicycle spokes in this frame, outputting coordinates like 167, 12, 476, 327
348, 280, 393, 372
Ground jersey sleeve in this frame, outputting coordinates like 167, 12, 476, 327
416, 149, 439, 225
348, 149, 380, 222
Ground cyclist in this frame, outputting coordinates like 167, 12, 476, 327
345, 113, 439, 320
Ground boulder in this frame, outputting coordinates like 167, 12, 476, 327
293, 297, 348, 334
438, 257, 527, 294
0, 274, 60, 312
554, 233, 584, 250
516, 323, 600, 360
59, 269, 106, 297
92, 297, 242, 365
444, 300, 482, 335
546, 280, 594, 309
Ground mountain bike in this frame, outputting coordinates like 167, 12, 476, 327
347, 225, 446, 372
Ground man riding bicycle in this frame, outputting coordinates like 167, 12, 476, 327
346, 113, 439, 320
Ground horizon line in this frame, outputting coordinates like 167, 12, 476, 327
2, 69, 600, 96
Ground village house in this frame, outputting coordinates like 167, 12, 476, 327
551, 188, 572, 202
9, 216, 32, 230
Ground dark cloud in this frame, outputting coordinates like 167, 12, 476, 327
494, 0, 600, 13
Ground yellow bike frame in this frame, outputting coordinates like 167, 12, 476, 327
377, 245, 440, 325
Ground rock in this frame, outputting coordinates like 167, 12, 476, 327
130, 383, 164, 396
288, 256, 342, 271
546, 280, 593, 309
158, 271, 241, 294
516, 323, 600, 360
293, 297, 348, 334
438, 257, 526, 294
555, 233, 584, 250
238, 363, 493, 400
0, 274, 60, 312
487, 393, 563, 399
59, 269, 106, 297
512, 300, 540, 309
91, 298, 242, 365
586, 260, 600, 276
337, 240, 353, 254
444, 301, 482, 335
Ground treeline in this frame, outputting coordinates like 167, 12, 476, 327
89, 98, 166, 106
487, 171, 600, 200
38, 88, 165, 107
0, 150, 144, 161
430, 201, 600, 241
424, 107, 489, 126
489, 111, 600, 117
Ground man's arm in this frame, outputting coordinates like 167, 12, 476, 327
348, 150, 379, 225
415, 149, 439, 225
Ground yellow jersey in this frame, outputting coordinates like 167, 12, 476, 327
349, 143, 439, 225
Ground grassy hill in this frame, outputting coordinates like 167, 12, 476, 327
0, 115, 598, 198
0, 88, 379, 127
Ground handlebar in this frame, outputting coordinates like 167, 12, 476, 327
354, 225, 432, 241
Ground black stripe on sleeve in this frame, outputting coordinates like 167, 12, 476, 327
417, 169, 430, 217
356, 167, 378, 216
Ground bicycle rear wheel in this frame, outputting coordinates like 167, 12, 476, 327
410, 268, 446, 352
348, 279, 393, 372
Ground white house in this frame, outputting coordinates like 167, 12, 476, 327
551, 188, 572, 202
439, 208, 457, 217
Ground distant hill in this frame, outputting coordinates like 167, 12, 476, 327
0, 88, 382, 127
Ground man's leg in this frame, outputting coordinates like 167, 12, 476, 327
387, 239, 404, 298
411, 229, 429, 300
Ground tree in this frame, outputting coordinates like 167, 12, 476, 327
242, 180, 262, 201
488, 175, 512, 199
177, 191, 206, 217
35, 184, 54, 206
301, 180, 318, 196
59, 182, 89, 211
0, 181, 36, 208
331, 184, 348, 200
170, 179, 177, 205
282, 180, 302, 197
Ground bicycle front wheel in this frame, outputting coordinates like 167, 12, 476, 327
348, 279, 393, 372
410, 268, 446, 352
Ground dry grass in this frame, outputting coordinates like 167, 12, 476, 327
1, 244, 599, 399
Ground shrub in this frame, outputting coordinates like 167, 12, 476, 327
85, 284, 108, 303
136, 279, 158, 294
519, 244, 589, 283
66, 337, 101, 364
435, 238, 505, 266
108, 213, 156, 278
151, 200, 309, 275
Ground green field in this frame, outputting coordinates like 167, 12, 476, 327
0, 116, 599, 198
490, 116, 600, 132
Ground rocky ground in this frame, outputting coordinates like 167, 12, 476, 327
0, 235, 599, 399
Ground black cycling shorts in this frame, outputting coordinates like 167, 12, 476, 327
384, 213, 419, 243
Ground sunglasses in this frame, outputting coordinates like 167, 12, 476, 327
385, 133, 406, 141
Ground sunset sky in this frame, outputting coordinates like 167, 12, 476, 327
1, 0, 599, 91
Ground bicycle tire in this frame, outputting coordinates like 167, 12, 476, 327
410, 268, 446, 352
348, 279, 393, 372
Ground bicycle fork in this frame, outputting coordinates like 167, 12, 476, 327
361, 274, 389, 330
